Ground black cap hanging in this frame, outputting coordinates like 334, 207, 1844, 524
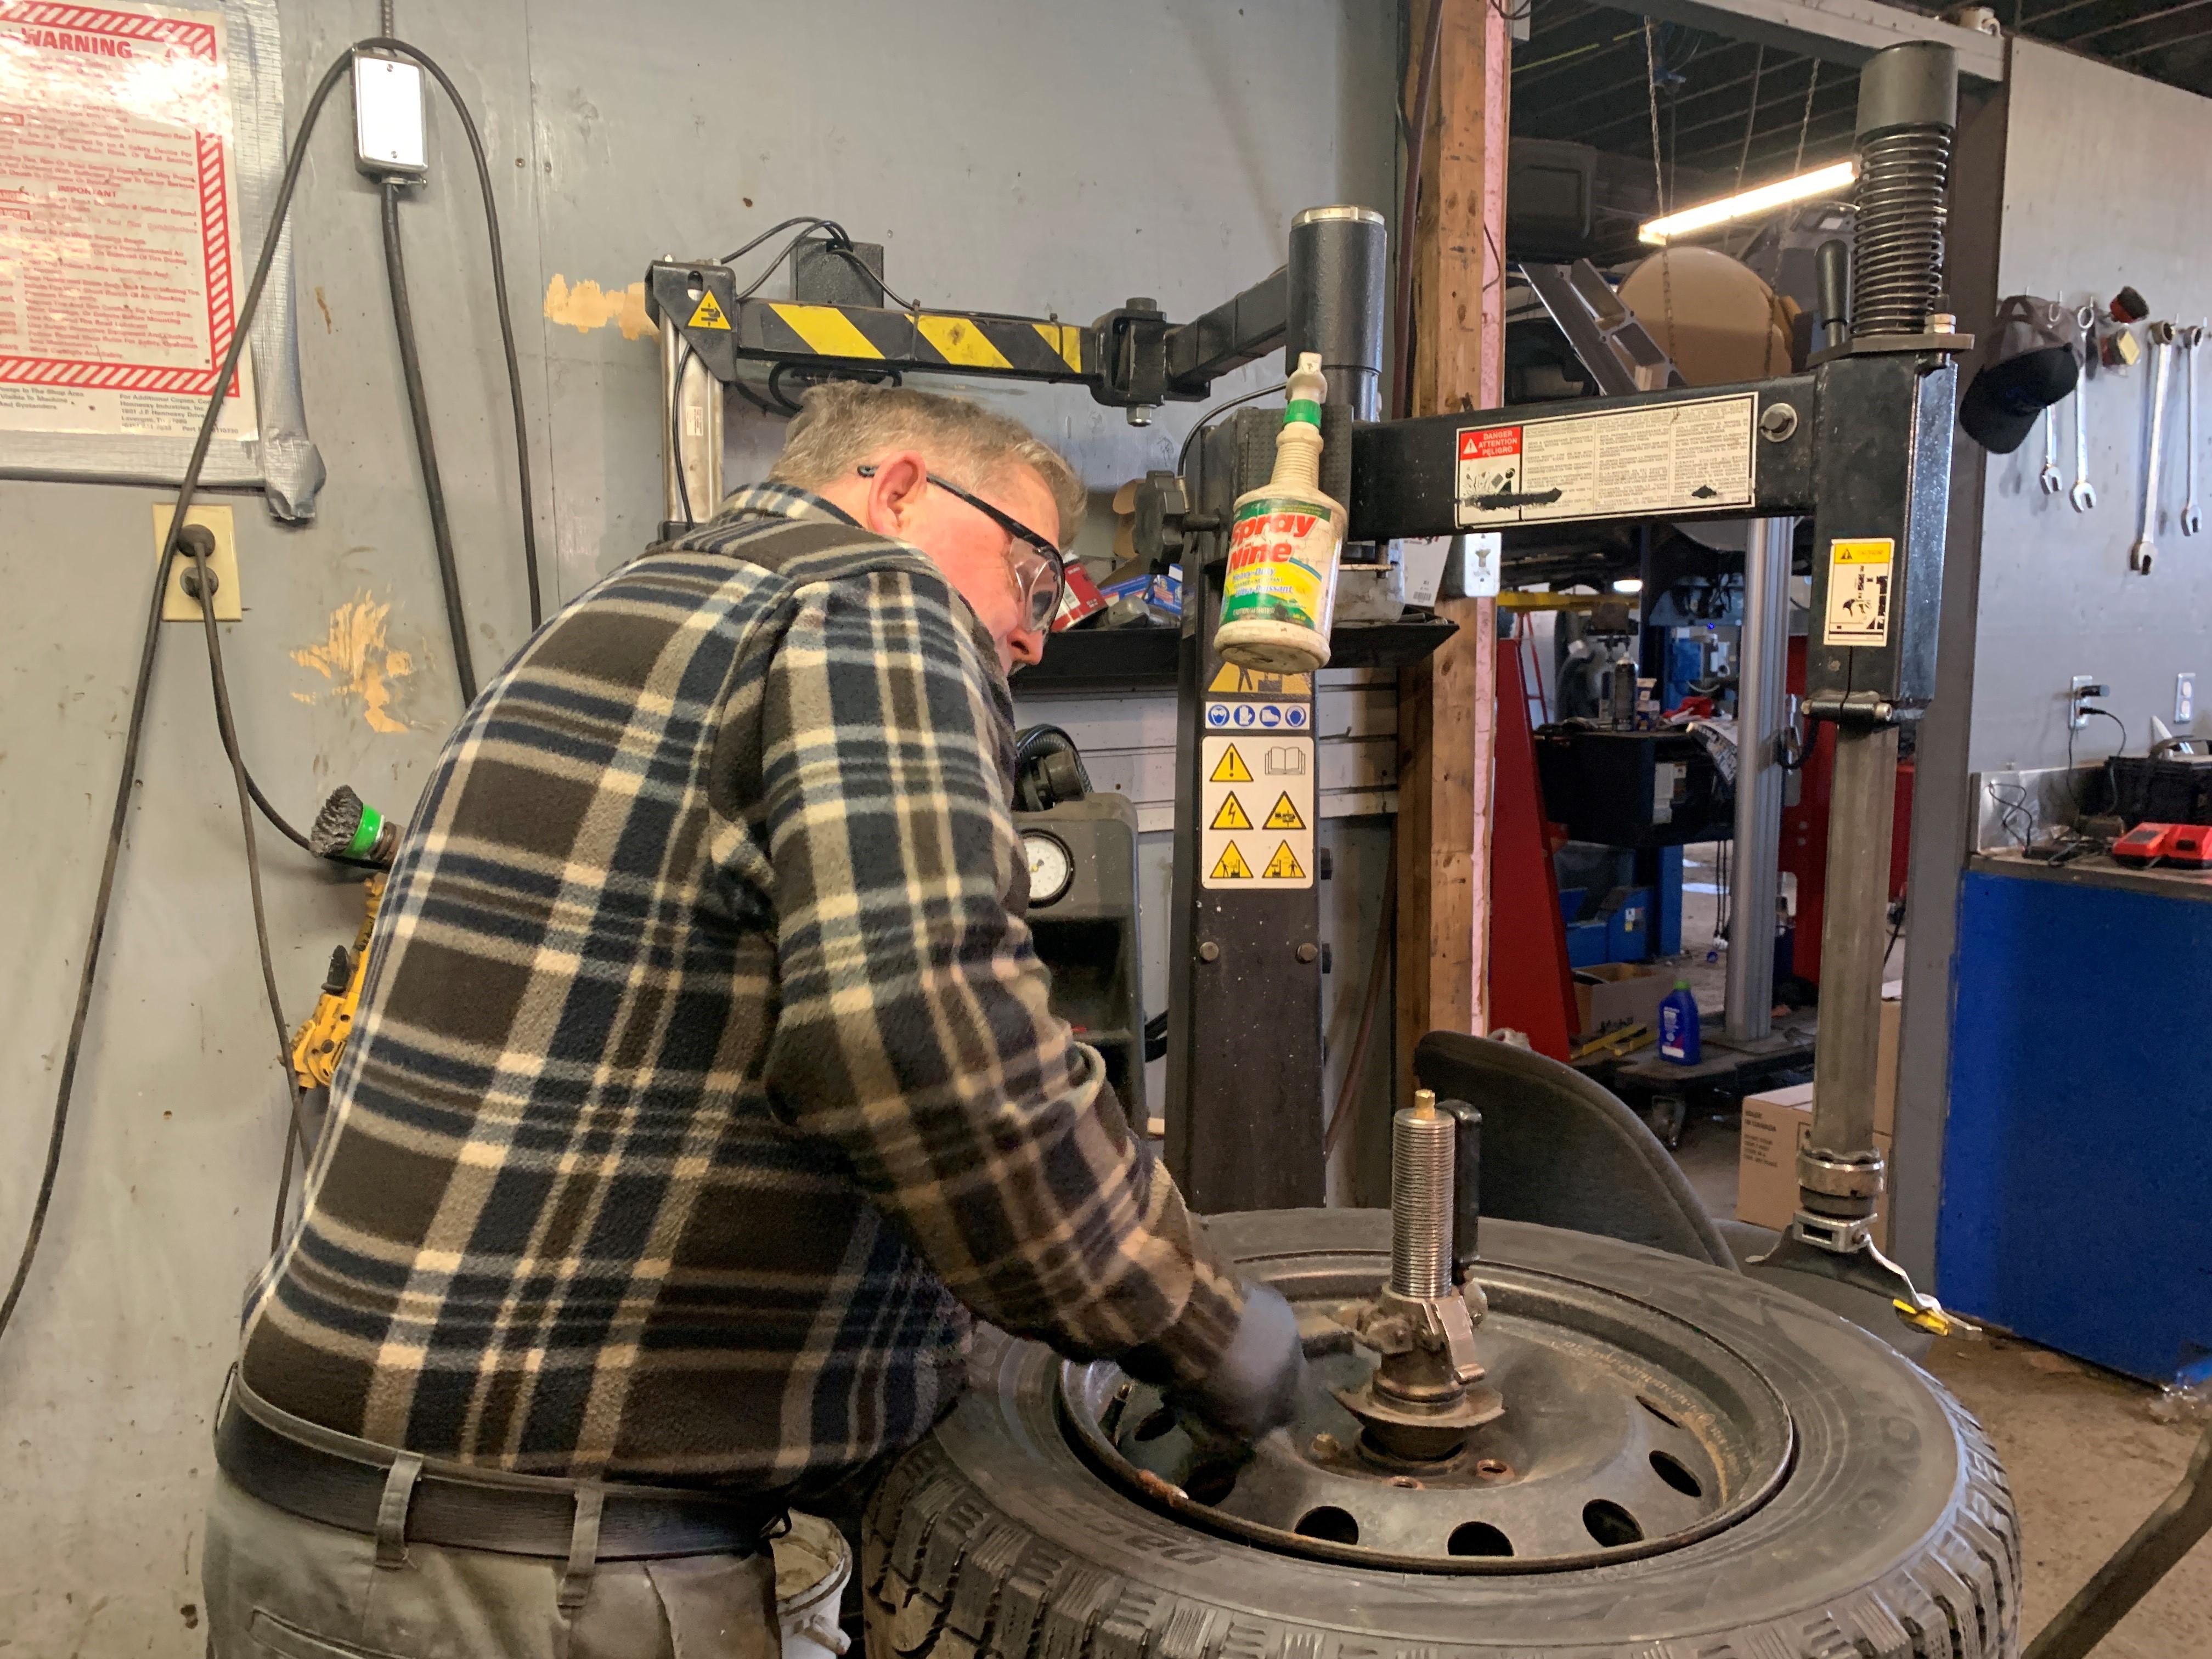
1959, 295, 2085, 454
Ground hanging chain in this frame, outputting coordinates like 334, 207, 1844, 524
1645, 19, 1677, 368
1735, 44, 1765, 193
1793, 57, 1821, 174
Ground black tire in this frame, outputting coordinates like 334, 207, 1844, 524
861, 1211, 2020, 1659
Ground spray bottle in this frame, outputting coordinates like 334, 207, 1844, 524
1215, 352, 1346, 673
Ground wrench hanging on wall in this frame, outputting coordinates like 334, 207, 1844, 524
2130, 322, 2177, 574
2182, 324, 2203, 539
2070, 304, 2098, 515
2070, 379, 2097, 514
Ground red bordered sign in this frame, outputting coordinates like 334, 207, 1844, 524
0, 2, 240, 398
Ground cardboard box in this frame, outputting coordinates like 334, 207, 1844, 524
1736, 1082, 1893, 1247
1873, 991, 1900, 1141
1574, 962, 1668, 1041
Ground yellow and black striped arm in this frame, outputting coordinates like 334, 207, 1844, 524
645, 257, 1288, 411
746, 300, 1088, 382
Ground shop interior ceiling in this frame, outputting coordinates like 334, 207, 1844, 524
1514, 0, 2212, 184
1498, 1, 2208, 590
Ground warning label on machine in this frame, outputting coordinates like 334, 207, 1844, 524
1200, 736, 1313, 890
1454, 393, 1756, 528
1822, 538, 1894, 646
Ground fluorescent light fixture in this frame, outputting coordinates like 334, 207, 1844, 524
1611, 577, 1643, 594
1639, 160, 1857, 245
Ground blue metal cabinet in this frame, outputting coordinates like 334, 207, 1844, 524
1938, 860, 2212, 1385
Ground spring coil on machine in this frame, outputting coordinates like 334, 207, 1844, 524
1850, 125, 1952, 337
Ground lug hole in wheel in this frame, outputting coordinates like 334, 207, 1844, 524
1649, 1450, 1703, 1497
1131, 1407, 1178, 1442
1446, 1521, 1513, 1557
1635, 1394, 1680, 1428
1583, 1499, 1644, 1548
1183, 1463, 1239, 1506
1294, 1505, 1359, 1544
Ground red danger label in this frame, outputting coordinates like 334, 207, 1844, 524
1459, 427, 1521, 460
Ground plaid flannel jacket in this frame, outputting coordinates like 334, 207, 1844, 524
238, 485, 1243, 1488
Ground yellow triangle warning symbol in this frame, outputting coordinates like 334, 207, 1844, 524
1262, 840, 1307, 880
1210, 792, 1252, 831
1207, 663, 1313, 698
687, 290, 732, 330
1210, 841, 1253, 880
1209, 745, 1252, 784
1263, 792, 1306, 831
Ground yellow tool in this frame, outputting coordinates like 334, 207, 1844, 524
1572, 1022, 1653, 1060
290, 874, 385, 1090
1893, 1297, 1980, 1340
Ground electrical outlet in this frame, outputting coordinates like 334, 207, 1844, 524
156, 503, 241, 622
2068, 674, 2101, 731
2179, 673, 2197, 726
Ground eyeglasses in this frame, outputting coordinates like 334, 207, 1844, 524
857, 464, 1065, 633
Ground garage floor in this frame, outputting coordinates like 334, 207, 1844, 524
1660, 1013, 2211, 1659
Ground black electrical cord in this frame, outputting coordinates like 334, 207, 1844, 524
670, 336, 696, 527
719, 215, 843, 267
0, 49, 358, 1349
1176, 381, 1288, 479
187, 541, 320, 1165
729, 373, 789, 421
246, 764, 315, 851
2066, 706, 2129, 821
716, 215, 923, 309
359, 36, 544, 633
836, 246, 920, 312
380, 180, 477, 706
1392, 0, 1446, 422
732, 225, 850, 304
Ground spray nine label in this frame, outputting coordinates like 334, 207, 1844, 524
1221, 495, 1338, 631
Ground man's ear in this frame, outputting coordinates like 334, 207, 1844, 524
863, 450, 930, 536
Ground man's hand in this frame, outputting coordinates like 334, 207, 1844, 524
1167, 1280, 1305, 1445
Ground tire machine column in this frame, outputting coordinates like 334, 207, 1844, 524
1776, 44, 1967, 1325
1164, 208, 1385, 1213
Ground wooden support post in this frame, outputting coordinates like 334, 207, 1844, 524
1395, 0, 1510, 1103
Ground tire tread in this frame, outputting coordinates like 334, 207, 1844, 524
862, 1297, 2021, 1659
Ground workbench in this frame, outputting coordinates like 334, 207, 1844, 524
1936, 849, 2212, 1386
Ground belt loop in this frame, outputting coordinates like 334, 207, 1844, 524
374, 1452, 424, 1569
557, 1481, 606, 1614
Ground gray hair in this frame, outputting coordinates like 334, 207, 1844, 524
768, 381, 1086, 548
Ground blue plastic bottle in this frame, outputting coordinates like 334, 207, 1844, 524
1658, 980, 1701, 1064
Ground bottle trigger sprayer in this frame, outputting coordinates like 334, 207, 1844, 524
1215, 352, 1347, 674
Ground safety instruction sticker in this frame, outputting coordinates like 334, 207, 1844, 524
1207, 664, 1312, 698
1822, 538, 1894, 646
1454, 393, 1756, 527
1201, 737, 1314, 889
687, 291, 732, 330
1205, 701, 1309, 731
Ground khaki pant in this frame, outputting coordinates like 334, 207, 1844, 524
202, 1471, 781, 1659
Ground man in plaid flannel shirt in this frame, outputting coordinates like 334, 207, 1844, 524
202, 384, 1303, 1659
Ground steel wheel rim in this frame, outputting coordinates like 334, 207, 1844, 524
1057, 1247, 1797, 1575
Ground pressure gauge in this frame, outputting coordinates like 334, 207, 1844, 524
1023, 830, 1074, 907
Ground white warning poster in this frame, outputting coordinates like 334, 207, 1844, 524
1455, 393, 1754, 528
1200, 735, 1314, 890
0, 1, 257, 437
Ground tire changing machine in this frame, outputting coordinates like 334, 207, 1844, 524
651, 42, 2212, 1657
